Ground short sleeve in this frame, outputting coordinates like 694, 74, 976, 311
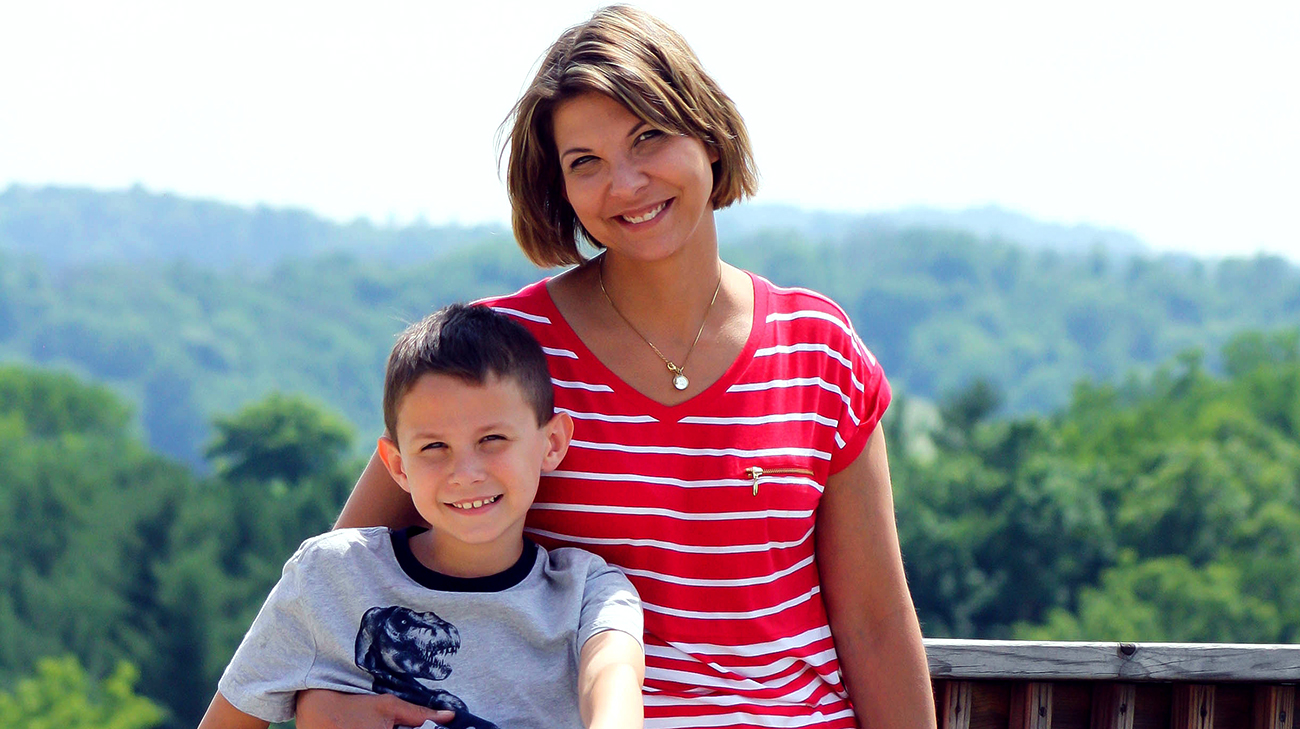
828, 323, 891, 475
577, 556, 644, 651
217, 546, 318, 723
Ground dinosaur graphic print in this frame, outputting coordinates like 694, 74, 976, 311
354, 605, 502, 729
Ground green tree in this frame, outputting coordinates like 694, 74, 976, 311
206, 391, 353, 483
0, 655, 163, 729
1018, 554, 1282, 643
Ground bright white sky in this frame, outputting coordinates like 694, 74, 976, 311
2, 1, 1297, 259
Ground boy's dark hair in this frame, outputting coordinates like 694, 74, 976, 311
383, 304, 554, 440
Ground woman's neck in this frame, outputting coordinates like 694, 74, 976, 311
596, 244, 724, 343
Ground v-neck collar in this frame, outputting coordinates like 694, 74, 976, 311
538, 271, 769, 423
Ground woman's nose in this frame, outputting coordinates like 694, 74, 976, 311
608, 156, 649, 199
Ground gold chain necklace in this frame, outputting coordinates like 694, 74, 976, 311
598, 255, 722, 391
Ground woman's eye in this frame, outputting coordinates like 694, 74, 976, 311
568, 155, 596, 171
636, 129, 664, 144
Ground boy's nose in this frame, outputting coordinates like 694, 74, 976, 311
447, 453, 487, 486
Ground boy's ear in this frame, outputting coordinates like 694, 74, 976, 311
541, 411, 574, 472
376, 435, 412, 494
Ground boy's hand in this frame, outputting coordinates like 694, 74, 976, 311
296, 690, 455, 729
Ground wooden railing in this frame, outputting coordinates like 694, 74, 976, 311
925, 640, 1299, 728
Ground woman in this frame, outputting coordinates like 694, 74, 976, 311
300, 5, 933, 728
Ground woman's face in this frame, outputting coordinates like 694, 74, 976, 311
552, 92, 719, 264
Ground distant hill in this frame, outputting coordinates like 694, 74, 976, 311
1, 184, 1297, 469
0, 184, 503, 270
717, 203, 1148, 258
3, 184, 1146, 269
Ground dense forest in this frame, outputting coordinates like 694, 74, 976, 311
2, 185, 1299, 727
3, 185, 1299, 468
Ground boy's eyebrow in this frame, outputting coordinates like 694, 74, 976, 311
406, 422, 512, 439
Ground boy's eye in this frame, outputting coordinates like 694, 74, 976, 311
420, 441, 447, 453
480, 434, 507, 444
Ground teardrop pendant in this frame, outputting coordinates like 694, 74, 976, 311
673, 373, 689, 390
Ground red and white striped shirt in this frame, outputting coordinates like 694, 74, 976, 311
482, 272, 890, 729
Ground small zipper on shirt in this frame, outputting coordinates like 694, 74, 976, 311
744, 466, 816, 496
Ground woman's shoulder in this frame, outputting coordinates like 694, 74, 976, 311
472, 277, 553, 314
470, 277, 574, 351
747, 271, 866, 343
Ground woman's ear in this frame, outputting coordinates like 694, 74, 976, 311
541, 411, 574, 472
376, 435, 412, 494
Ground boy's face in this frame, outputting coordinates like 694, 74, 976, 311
377, 372, 572, 577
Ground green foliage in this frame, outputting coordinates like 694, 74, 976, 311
5, 187, 1300, 469
0, 367, 351, 727
896, 329, 1300, 642
0, 655, 164, 729
0, 365, 132, 438
1019, 553, 1283, 643
207, 392, 353, 483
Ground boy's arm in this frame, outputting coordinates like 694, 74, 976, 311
197, 692, 271, 729
577, 630, 645, 729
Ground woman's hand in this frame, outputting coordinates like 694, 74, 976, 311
295, 690, 455, 729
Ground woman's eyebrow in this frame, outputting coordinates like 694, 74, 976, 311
559, 145, 593, 159
626, 120, 647, 138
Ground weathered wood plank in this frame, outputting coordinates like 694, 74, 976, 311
1010, 682, 1053, 729
1255, 685, 1296, 729
1214, 685, 1253, 729
1090, 683, 1135, 729
970, 681, 1012, 729
941, 680, 973, 729
925, 640, 1300, 681
1172, 685, 1215, 729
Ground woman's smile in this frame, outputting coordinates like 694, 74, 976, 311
617, 199, 671, 226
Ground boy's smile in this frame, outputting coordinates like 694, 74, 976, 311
378, 372, 572, 578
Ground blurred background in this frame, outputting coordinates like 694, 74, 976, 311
1, 2, 1298, 727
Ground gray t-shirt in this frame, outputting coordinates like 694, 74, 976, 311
218, 526, 642, 728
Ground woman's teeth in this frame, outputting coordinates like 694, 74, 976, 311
621, 201, 666, 224
450, 495, 501, 510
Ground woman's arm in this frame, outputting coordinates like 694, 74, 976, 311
196, 692, 270, 729
817, 426, 935, 729
577, 630, 645, 729
334, 443, 425, 529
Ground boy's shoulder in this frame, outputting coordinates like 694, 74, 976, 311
288, 526, 393, 567
539, 543, 609, 572
538, 544, 636, 593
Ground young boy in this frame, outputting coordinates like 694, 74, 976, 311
198, 304, 644, 729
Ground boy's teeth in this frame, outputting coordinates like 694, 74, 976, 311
622, 201, 666, 224
451, 495, 500, 510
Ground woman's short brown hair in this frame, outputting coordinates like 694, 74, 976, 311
501, 4, 759, 268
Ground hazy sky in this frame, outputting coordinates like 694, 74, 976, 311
2, 1, 1297, 259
